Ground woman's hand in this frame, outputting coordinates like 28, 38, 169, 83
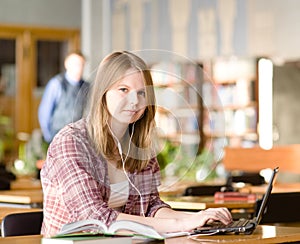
180, 207, 233, 232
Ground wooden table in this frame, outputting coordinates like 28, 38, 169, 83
10, 178, 41, 190
178, 225, 300, 244
161, 195, 256, 220
160, 180, 300, 197
2, 225, 300, 243
243, 182, 300, 194
161, 195, 255, 211
160, 181, 300, 212
0, 235, 43, 244
0, 189, 43, 208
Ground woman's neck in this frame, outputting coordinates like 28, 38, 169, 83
109, 119, 127, 141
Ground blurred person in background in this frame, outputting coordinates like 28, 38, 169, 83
38, 51, 89, 143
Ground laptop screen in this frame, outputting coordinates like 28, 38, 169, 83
255, 167, 279, 224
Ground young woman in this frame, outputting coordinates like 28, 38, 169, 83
41, 51, 232, 237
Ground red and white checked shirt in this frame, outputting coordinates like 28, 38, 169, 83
40, 119, 170, 237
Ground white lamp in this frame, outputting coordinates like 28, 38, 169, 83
258, 58, 273, 150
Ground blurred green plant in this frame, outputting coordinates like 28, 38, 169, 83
157, 140, 217, 182
13, 129, 48, 176
0, 115, 14, 162
0, 115, 47, 177
157, 140, 179, 177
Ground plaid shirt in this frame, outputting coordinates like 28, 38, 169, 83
41, 119, 170, 237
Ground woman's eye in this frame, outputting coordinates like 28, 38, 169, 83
119, 88, 128, 93
138, 90, 146, 97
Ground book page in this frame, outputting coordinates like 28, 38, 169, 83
108, 220, 189, 239
57, 219, 189, 240
58, 219, 108, 235
108, 220, 164, 239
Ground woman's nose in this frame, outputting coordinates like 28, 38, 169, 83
128, 91, 138, 105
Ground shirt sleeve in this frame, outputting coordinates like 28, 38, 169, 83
38, 76, 61, 142
45, 131, 119, 226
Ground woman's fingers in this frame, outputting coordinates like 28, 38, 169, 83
200, 208, 233, 225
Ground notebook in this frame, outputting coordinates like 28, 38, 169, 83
192, 167, 279, 235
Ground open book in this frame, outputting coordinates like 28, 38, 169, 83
55, 219, 189, 240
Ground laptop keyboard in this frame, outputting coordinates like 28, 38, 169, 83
228, 218, 251, 227
209, 218, 251, 229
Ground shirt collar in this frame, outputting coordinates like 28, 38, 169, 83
65, 72, 81, 85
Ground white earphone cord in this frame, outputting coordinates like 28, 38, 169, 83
108, 123, 145, 217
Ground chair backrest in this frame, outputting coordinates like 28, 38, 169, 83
223, 145, 300, 173
1, 211, 43, 237
255, 192, 300, 224
183, 185, 227, 196
227, 171, 266, 186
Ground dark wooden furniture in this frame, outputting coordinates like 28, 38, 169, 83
1, 211, 43, 237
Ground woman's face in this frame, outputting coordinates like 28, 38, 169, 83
106, 69, 147, 125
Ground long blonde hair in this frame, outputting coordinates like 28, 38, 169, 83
86, 51, 156, 172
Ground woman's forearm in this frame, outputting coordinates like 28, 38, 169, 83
154, 206, 193, 219
116, 210, 187, 233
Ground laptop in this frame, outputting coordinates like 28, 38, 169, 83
192, 167, 279, 235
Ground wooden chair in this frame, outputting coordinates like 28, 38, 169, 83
223, 145, 300, 173
1, 211, 43, 237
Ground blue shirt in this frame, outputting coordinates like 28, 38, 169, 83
38, 72, 85, 143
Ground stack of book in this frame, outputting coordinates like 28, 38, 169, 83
214, 191, 257, 203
